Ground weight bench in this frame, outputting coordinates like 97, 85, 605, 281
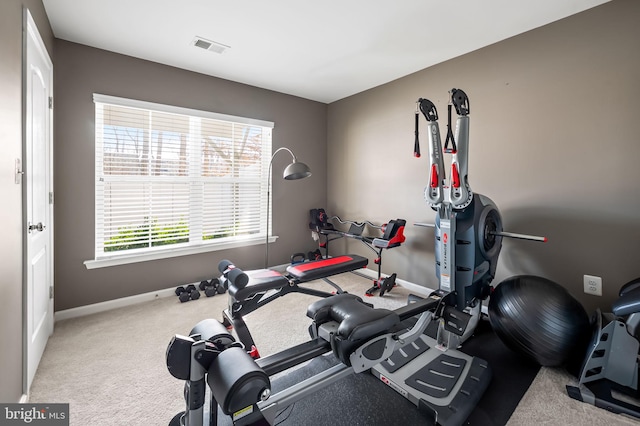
219, 255, 369, 357
309, 211, 406, 296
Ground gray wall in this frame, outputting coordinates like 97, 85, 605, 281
2, 0, 637, 404
327, 0, 640, 314
53, 40, 327, 311
0, 0, 53, 403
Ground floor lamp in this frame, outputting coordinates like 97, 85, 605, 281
265, 147, 312, 268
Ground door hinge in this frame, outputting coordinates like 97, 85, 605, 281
49, 286, 54, 299
49, 192, 54, 204
48, 96, 53, 109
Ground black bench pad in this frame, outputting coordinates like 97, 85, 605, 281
229, 255, 368, 301
229, 269, 289, 301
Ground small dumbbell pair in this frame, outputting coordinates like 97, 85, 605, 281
175, 284, 200, 303
199, 278, 226, 297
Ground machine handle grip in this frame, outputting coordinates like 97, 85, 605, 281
218, 259, 249, 289
227, 268, 249, 289
218, 259, 234, 274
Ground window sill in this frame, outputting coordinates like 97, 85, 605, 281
84, 235, 278, 269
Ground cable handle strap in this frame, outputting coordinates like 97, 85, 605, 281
414, 110, 421, 157
444, 103, 457, 154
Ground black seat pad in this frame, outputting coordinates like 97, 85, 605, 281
229, 269, 289, 301
308, 293, 399, 342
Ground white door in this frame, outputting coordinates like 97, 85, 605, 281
25, 9, 54, 392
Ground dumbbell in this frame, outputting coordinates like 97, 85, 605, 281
202, 278, 226, 297
175, 284, 200, 303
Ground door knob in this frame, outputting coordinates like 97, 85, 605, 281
28, 222, 46, 232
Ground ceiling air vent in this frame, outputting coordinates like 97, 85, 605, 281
192, 36, 229, 54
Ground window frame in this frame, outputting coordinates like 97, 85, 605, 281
84, 94, 275, 269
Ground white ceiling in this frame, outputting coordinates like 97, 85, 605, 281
42, 0, 609, 103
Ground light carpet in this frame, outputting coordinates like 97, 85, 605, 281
28, 272, 638, 425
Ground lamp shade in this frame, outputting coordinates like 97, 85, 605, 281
283, 161, 312, 180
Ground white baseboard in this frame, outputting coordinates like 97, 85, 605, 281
357, 268, 489, 315
355, 268, 436, 296
54, 262, 299, 321
54, 267, 482, 322
54, 285, 189, 322
19, 394, 29, 403
52, 267, 429, 322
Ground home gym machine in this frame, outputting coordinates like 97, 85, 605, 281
372, 88, 546, 423
308, 209, 406, 296
566, 277, 640, 418
165, 88, 546, 426
167, 279, 443, 426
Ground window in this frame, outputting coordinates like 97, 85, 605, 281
89, 94, 273, 266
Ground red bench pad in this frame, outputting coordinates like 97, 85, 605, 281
286, 255, 368, 282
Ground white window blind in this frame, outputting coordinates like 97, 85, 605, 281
93, 94, 273, 260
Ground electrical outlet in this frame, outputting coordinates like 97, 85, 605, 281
584, 275, 602, 296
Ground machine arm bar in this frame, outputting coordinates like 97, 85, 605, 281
448, 88, 472, 209
490, 231, 547, 243
416, 98, 446, 206
414, 222, 435, 228
417, 222, 548, 243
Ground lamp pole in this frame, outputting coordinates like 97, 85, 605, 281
265, 147, 311, 269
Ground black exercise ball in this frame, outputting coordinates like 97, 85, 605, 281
488, 275, 590, 367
